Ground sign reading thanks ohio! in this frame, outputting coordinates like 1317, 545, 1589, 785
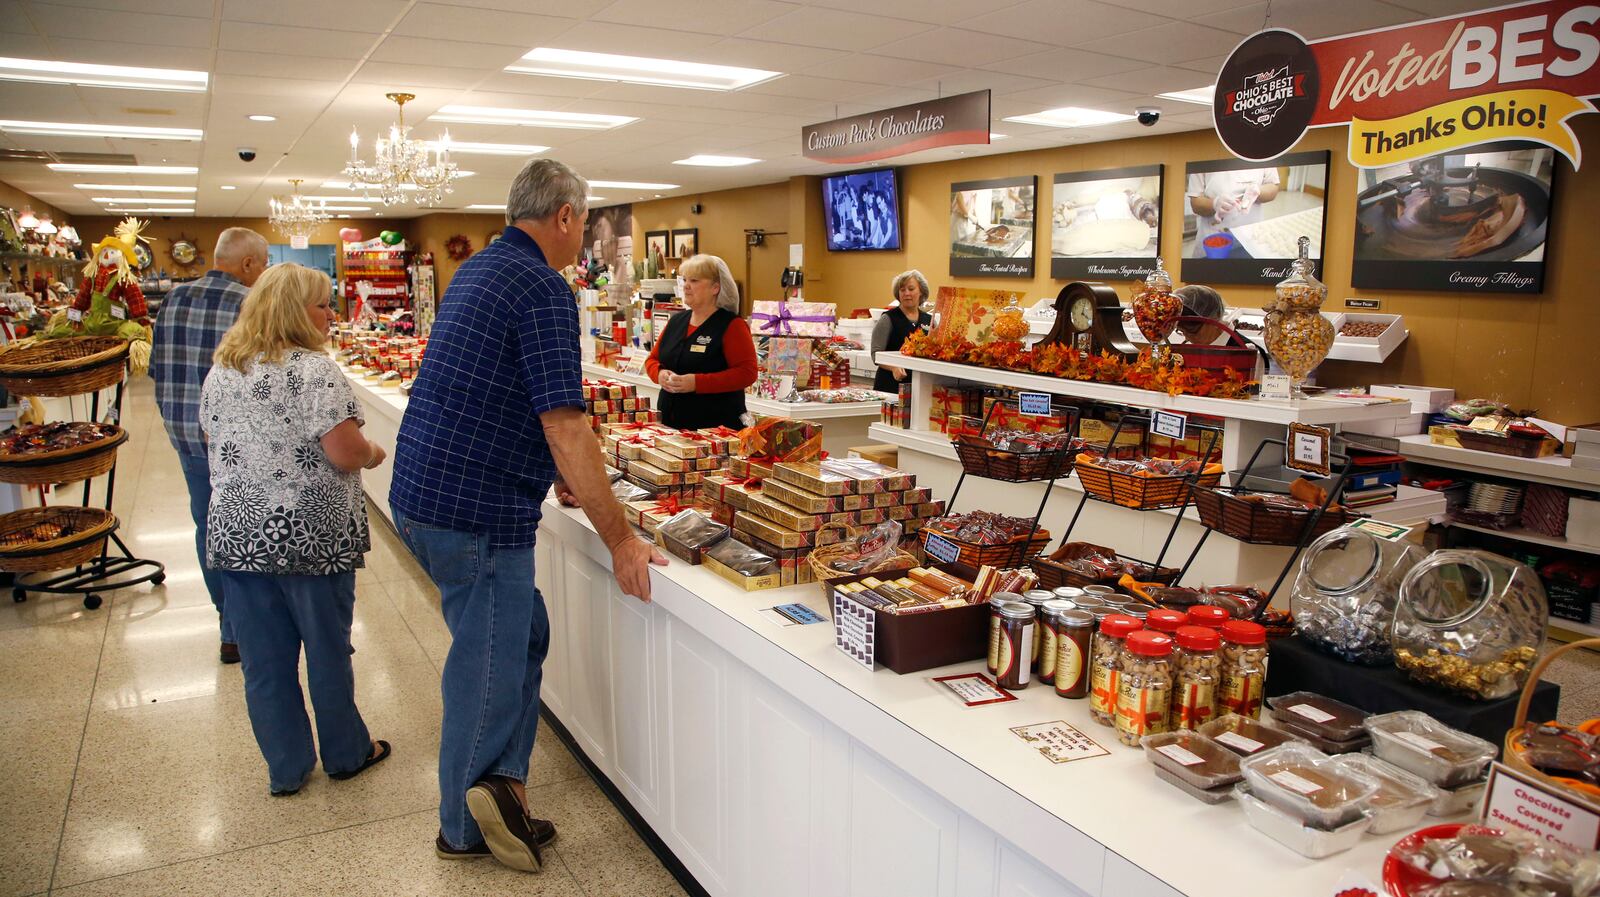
802, 90, 991, 164
1215, 0, 1600, 168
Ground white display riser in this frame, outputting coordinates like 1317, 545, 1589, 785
536, 503, 1411, 897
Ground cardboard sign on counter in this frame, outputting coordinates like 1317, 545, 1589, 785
831, 590, 876, 671
1010, 721, 1109, 765
1482, 761, 1600, 851
933, 673, 1017, 708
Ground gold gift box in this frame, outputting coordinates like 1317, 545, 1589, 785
760, 478, 841, 514
741, 491, 821, 532
770, 461, 855, 496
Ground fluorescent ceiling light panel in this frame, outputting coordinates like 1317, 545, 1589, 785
73, 183, 196, 192
507, 47, 780, 92
0, 120, 202, 140
219, 185, 237, 190
587, 180, 679, 190
429, 105, 635, 130
427, 140, 548, 156
1001, 107, 1134, 128
587, 196, 606, 202
95, 196, 194, 204
466, 204, 506, 210
105, 208, 193, 213
320, 173, 474, 190
320, 206, 371, 212
48, 163, 198, 174
672, 155, 760, 167
1157, 85, 1216, 106
0, 56, 207, 92
989, 132, 1009, 140
247, 114, 276, 122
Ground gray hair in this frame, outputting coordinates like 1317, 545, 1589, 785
891, 269, 929, 303
505, 158, 588, 225
214, 226, 268, 264
680, 253, 740, 314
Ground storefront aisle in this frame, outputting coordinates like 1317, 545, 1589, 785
0, 378, 686, 897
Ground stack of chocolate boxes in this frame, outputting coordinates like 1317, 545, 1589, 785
583, 379, 657, 433
612, 428, 739, 534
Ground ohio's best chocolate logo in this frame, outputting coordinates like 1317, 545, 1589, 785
1215, 29, 1321, 160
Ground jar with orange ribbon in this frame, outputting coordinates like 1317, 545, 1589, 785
1089, 614, 1143, 727
1115, 630, 1175, 746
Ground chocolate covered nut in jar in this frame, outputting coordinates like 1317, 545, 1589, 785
1173, 625, 1223, 731
1090, 614, 1143, 727
1263, 236, 1333, 399
1219, 620, 1268, 719
995, 602, 1036, 690
1115, 630, 1175, 747
1054, 608, 1095, 699
1038, 599, 1076, 685
988, 592, 1023, 674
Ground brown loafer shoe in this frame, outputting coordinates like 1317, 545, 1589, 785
526, 816, 558, 849
220, 642, 240, 665
465, 778, 543, 873
435, 834, 492, 860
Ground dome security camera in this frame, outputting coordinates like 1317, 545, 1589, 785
237, 147, 258, 162
1136, 108, 1161, 127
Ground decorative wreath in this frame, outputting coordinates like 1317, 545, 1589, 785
445, 234, 473, 261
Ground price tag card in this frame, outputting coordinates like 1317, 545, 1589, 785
110, 305, 127, 320
1483, 761, 1600, 851
1151, 410, 1187, 441
931, 673, 1017, 708
66, 308, 83, 322
923, 533, 961, 565
1349, 519, 1414, 542
758, 603, 826, 628
621, 356, 647, 376
1010, 721, 1109, 765
830, 589, 876, 670
1287, 422, 1332, 478
1018, 392, 1052, 417
1260, 374, 1292, 401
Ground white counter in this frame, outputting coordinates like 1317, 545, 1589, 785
535, 500, 1422, 897
341, 369, 404, 528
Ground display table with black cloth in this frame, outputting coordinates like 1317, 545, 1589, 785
1265, 634, 1561, 745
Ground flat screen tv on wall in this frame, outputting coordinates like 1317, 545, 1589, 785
822, 168, 902, 251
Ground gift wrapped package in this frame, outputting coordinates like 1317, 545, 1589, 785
700, 475, 766, 512
739, 418, 823, 465
704, 499, 737, 527
696, 426, 742, 455
902, 487, 933, 505
760, 478, 842, 514
741, 491, 822, 532
655, 509, 730, 565
625, 497, 691, 536
626, 461, 683, 488
734, 511, 814, 550
582, 379, 636, 400
750, 299, 837, 339
823, 458, 914, 494
856, 507, 889, 526
771, 461, 856, 496
764, 336, 813, 383
655, 432, 717, 460
747, 535, 813, 586
637, 445, 693, 473
730, 457, 775, 481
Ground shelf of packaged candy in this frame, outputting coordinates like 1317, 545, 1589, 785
340, 244, 410, 308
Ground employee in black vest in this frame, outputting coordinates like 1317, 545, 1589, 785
646, 253, 758, 430
871, 269, 933, 393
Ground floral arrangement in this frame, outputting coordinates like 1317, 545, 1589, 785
900, 330, 1253, 400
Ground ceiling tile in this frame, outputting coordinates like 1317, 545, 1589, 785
994, 84, 1144, 115
745, 75, 887, 101
33, 0, 212, 17
214, 50, 359, 82
369, 36, 528, 70
1217, 0, 1416, 40
1099, 0, 1254, 16
392, 3, 576, 47
1178, 55, 1229, 76
870, 27, 1054, 67
850, 86, 943, 109
349, 62, 488, 90
798, 0, 1028, 26
25, 5, 213, 48
1194, 3, 1273, 35
705, 38, 852, 72
550, 21, 710, 56
38, 37, 213, 71
0, 1, 36, 34
1381, 0, 1487, 17
220, 22, 380, 60
1081, 65, 1217, 95
1091, 21, 1244, 64
470, 72, 611, 98
958, 0, 1167, 45
591, 0, 800, 35
804, 54, 962, 85
209, 74, 343, 102
981, 47, 1148, 82
736, 7, 935, 52
906, 70, 1059, 98
220, 0, 404, 33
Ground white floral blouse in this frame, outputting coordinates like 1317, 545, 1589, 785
200, 351, 370, 575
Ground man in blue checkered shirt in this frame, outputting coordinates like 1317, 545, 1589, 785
390, 159, 663, 872
151, 227, 269, 666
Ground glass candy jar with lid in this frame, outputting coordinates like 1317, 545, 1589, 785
1392, 549, 1547, 701
1131, 258, 1182, 357
1263, 236, 1335, 398
993, 295, 1030, 342
1292, 526, 1425, 666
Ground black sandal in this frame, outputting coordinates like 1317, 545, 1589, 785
329, 740, 391, 781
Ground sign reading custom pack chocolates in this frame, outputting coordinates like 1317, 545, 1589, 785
1181, 151, 1330, 285
950, 175, 1036, 277
802, 90, 991, 164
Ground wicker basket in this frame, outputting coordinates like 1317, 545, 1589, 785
1029, 541, 1179, 591
807, 523, 920, 600
0, 426, 127, 485
1504, 638, 1600, 808
1075, 454, 1224, 510
1192, 487, 1354, 545
0, 506, 116, 572
1451, 428, 1554, 458
919, 527, 1050, 570
952, 435, 1077, 483
0, 337, 128, 397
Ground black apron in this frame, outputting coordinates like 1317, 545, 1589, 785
656, 308, 748, 430
873, 307, 933, 393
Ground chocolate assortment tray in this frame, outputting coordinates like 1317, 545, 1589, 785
0, 422, 127, 485
1074, 453, 1224, 511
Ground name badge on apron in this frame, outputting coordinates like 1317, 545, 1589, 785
689, 345, 707, 353
690, 333, 712, 353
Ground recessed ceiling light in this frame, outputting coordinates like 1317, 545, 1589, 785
247, 114, 277, 122
336, 214, 351, 219
466, 204, 506, 210
73, 183, 196, 193
427, 140, 549, 156
1001, 107, 1134, 128
1157, 85, 1215, 106
46, 163, 198, 174
0, 56, 207, 92
587, 196, 606, 202
506, 47, 780, 92
428, 105, 635, 130
672, 155, 760, 167
587, 180, 679, 190
0, 119, 202, 140
95, 196, 194, 204
219, 185, 237, 190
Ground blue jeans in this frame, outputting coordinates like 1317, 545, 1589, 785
221, 569, 372, 793
177, 449, 233, 644
391, 507, 549, 850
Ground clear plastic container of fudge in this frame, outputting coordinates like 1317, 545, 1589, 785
1238, 742, 1380, 830
1364, 710, 1497, 788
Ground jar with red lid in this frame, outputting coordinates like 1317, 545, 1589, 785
1145, 607, 1187, 635
1172, 625, 1222, 731
1219, 620, 1268, 719
1186, 605, 1230, 630
1089, 614, 1143, 727
1114, 630, 1174, 746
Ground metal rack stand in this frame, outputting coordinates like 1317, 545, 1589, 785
12, 379, 165, 609
942, 399, 1081, 568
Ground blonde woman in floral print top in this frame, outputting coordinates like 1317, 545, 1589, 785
200, 263, 391, 796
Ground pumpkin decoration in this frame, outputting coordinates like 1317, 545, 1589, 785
445, 234, 473, 261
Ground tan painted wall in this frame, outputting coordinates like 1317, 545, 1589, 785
406, 211, 505, 293
629, 182, 791, 313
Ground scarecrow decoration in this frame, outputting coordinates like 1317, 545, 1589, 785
43, 217, 153, 375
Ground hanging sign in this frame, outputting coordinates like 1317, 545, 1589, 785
1152, 410, 1188, 441
1214, 0, 1600, 169
802, 90, 991, 164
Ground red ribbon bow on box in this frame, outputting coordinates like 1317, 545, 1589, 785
701, 425, 741, 438
648, 495, 685, 516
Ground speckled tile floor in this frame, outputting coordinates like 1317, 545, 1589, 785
1, 379, 686, 897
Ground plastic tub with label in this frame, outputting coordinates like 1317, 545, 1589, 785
1329, 753, 1440, 834
1233, 784, 1375, 858
1239, 743, 1381, 829
1141, 731, 1242, 792
1364, 710, 1497, 789
1199, 713, 1307, 757
1267, 691, 1371, 742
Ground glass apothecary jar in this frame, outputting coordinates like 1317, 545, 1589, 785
1263, 236, 1334, 398
993, 295, 1030, 342
1392, 549, 1548, 701
1131, 258, 1182, 357
1292, 526, 1425, 665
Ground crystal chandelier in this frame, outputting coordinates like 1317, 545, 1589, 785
343, 92, 457, 207
268, 179, 329, 248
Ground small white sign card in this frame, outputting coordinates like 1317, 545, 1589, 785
831, 589, 876, 670
1151, 410, 1187, 441
1260, 373, 1292, 401
1009, 721, 1110, 765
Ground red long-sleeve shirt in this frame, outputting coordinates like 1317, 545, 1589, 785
646, 315, 759, 394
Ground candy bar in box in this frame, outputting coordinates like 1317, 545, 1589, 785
587, 397, 647, 414
771, 461, 856, 496
655, 509, 729, 565
759, 478, 840, 514
625, 498, 691, 537
655, 432, 717, 460
826, 458, 915, 493
855, 507, 888, 525
841, 493, 871, 512
626, 462, 683, 489
734, 511, 814, 550
887, 504, 914, 521
704, 499, 736, 527
872, 491, 902, 509
915, 501, 947, 518
823, 510, 861, 527
700, 475, 765, 512
730, 457, 775, 481
747, 534, 813, 586
901, 487, 933, 505
604, 432, 658, 462
696, 427, 742, 455
742, 491, 822, 532
639, 445, 723, 474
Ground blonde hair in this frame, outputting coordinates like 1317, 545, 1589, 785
679, 253, 740, 314
214, 263, 332, 372
891, 269, 929, 303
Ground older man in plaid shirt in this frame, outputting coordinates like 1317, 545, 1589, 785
151, 227, 269, 665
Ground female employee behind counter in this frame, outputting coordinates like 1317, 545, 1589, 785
871, 269, 933, 393
646, 253, 759, 430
